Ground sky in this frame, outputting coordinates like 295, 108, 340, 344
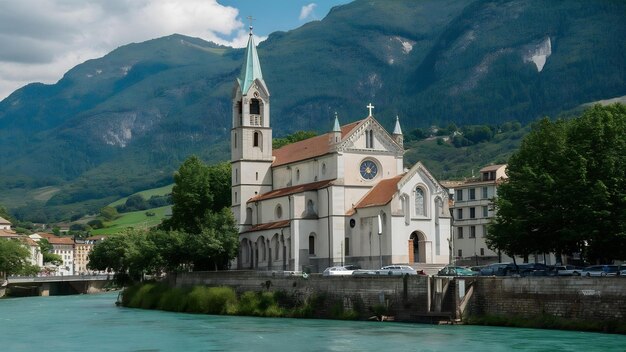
0, 0, 351, 100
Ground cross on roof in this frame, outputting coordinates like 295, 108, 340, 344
247, 16, 256, 34
367, 103, 375, 116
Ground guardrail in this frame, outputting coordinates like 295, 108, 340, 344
7, 275, 111, 284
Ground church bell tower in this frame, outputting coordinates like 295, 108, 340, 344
231, 25, 273, 230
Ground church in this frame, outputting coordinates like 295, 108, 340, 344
231, 29, 451, 273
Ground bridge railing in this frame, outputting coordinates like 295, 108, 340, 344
7, 275, 111, 283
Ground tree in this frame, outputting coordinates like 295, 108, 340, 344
0, 205, 13, 223
100, 206, 119, 221
0, 239, 39, 278
488, 104, 626, 263
273, 131, 317, 149
161, 156, 215, 234
39, 239, 63, 266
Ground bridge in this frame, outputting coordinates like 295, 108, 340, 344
2, 275, 113, 297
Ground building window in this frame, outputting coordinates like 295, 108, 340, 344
482, 187, 488, 199
366, 129, 374, 148
414, 187, 425, 216
234, 192, 238, 203
253, 132, 260, 147
234, 133, 237, 148
250, 98, 260, 115
345, 237, 350, 256
470, 207, 475, 219
256, 172, 258, 181
480, 248, 485, 256
235, 168, 238, 183
308, 235, 315, 255
296, 169, 300, 181
322, 163, 326, 175
470, 226, 476, 238
483, 225, 488, 238
457, 227, 464, 239
458, 249, 463, 258
456, 208, 463, 220
455, 189, 463, 201
469, 188, 475, 200
482, 206, 488, 217
275, 204, 283, 219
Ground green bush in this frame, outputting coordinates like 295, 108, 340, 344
186, 286, 237, 314
157, 287, 189, 312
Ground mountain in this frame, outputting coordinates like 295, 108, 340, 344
0, 0, 624, 221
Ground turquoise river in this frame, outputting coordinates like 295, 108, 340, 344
1, 292, 625, 351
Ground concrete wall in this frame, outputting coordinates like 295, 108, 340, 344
174, 272, 626, 324
174, 271, 432, 321
468, 277, 626, 321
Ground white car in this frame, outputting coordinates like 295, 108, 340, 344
554, 265, 582, 276
379, 265, 423, 276
580, 265, 619, 277
322, 266, 356, 276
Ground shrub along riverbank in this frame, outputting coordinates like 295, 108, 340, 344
121, 283, 366, 320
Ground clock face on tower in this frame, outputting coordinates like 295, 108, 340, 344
360, 160, 378, 180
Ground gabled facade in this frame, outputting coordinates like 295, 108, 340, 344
231, 29, 451, 272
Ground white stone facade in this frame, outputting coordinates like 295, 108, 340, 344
231, 32, 451, 273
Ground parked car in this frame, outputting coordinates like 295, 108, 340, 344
479, 263, 517, 276
437, 266, 479, 277
580, 265, 619, 277
322, 266, 356, 276
380, 265, 425, 276
620, 267, 626, 277
517, 263, 551, 276
553, 265, 582, 276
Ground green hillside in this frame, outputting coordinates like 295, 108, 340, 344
0, 0, 624, 222
91, 205, 171, 235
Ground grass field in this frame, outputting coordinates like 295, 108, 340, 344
108, 184, 174, 207
91, 205, 172, 235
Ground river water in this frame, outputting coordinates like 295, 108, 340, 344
1, 292, 625, 351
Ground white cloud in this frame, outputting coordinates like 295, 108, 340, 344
0, 0, 257, 100
299, 3, 317, 21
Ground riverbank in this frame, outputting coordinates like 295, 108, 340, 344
122, 280, 626, 334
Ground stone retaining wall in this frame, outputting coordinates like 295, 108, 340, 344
468, 277, 626, 321
173, 271, 433, 321
173, 272, 626, 323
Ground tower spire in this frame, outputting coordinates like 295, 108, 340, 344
238, 17, 263, 94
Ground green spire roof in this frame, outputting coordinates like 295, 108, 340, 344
393, 116, 403, 135
238, 33, 264, 94
333, 112, 341, 132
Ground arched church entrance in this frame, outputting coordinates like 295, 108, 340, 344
409, 231, 427, 263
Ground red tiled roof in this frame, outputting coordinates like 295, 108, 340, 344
36, 233, 57, 239
248, 179, 335, 203
0, 229, 19, 238
353, 175, 404, 210
272, 120, 362, 166
242, 220, 290, 233
47, 236, 75, 245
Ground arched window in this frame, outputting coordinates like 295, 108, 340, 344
234, 133, 237, 148
369, 130, 374, 148
308, 234, 315, 255
250, 98, 260, 115
415, 187, 425, 216
275, 204, 283, 219
306, 199, 317, 217
296, 169, 300, 181
322, 163, 326, 175
235, 168, 238, 183
253, 132, 260, 147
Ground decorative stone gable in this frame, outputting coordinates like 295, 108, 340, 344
336, 117, 403, 156
398, 162, 447, 198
